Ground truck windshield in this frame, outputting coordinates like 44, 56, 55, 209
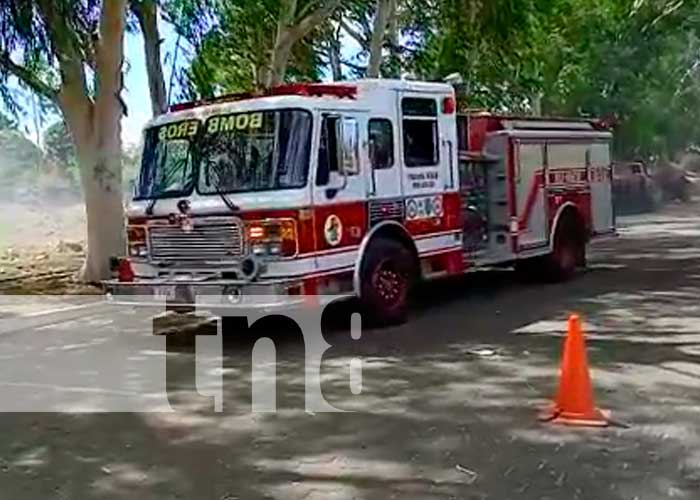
135, 120, 199, 199
198, 109, 312, 194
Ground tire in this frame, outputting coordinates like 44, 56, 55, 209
359, 237, 417, 325
547, 217, 584, 282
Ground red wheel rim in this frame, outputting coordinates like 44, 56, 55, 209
371, 259, 407, 309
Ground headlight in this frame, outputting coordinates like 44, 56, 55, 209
245, 219, 297, 258
127, 225, 148, 259
128, 244, 149, 257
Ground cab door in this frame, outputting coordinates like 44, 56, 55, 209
398, 93, 457, 223
399, 94, 452, 196
312, 111, 369, 259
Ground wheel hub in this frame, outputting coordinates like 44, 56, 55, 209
373, 264, 405, 306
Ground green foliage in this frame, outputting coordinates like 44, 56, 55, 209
401, 0, 542, 110
529, 0, 700, 159
3, 0, 699, 167
0, 129, 42, 183
175, 0, 329, 98
400, 0, 700, 158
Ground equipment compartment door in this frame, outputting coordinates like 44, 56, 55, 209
589, 141, 615, 234
516, 141, 548, 250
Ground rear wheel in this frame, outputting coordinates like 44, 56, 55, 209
517, 214, 585, 282
547, 216, 585, 281
359, 238, 417, 325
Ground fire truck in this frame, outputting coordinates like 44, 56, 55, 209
105, 79, 615, 324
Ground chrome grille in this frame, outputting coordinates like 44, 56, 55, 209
149, 217, 244, 262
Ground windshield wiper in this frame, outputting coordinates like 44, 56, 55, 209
145, 142, 197, 214
208, 161, 241, 213
216, 190, 240, 212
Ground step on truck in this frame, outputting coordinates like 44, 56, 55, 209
105, 79, 615, 324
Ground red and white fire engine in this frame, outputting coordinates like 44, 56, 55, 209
106, 79, 615, 323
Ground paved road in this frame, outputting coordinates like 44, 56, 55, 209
1, 204, 700, 499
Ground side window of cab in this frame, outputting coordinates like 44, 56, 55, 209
316, 114, 360, 186
401, 98, 439, 167
369, 118, 394, 170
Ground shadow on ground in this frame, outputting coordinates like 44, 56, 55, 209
1, 209, 700, 499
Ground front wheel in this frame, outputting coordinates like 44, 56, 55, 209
359, 238, 417, 325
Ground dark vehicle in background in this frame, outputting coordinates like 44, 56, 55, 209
612, 161, 662, 213
655, 162, 694, 203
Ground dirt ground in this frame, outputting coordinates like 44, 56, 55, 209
0, 199, 86, 251
0, 202, 699, 499
0, 199, 93, 294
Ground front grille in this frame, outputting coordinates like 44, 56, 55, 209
149, 217, 244, 262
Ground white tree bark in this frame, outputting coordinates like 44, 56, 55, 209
74, 0, 127, 283
367, 0, 396, 78
328, 27, 343, 81
133, 0, 167, 116
3, 0, 129, 283
266, 0, 342, 87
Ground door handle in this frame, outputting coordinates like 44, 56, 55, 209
445, 139, 455, 189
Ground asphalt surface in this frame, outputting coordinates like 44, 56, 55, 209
1, 203, 699, 499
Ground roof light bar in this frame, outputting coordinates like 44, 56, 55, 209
169, 83, 357, 112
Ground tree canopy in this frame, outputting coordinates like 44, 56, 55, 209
167, 0, 700, 160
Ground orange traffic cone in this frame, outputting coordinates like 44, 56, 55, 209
539, 314, 610, 427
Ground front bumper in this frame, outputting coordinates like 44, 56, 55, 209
102, 277, 310, 310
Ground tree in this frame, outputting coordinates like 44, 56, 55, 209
401, 0, 540, 110
181, 0, 342, 97
340, 0, 398, 78
0, 0, 128, 282
529, 0, 700, 158
267, 0, 343, 86
131, 0, 167, 116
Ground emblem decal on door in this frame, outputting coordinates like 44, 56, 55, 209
324, 215, 343, 246
405, 195, 444, 220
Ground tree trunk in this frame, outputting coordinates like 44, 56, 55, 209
267, 28, 294, 87
367, 0, 394, 78
386, 1, 401, 78
329, 29, 343, 81
133, 0, 167, 116
62, 0, 127, 284
265, 0, 342, 87
26, 0, 127, 283
75, 135, 125, 283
